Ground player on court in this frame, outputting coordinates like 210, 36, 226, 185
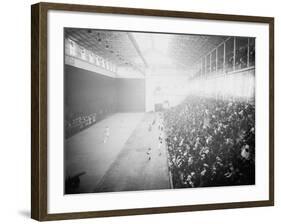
147, 147, 152, 160
158, 140, 162, 156
103, 126, 110, 143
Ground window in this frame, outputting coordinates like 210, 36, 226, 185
202, 58, 206, 76
105, 61, 110, 70
235, 37, 248, 70
100, 58, 106, 68
89, 53, 94, 64
217, 44, 224, 73
249, 38, 255, 67
109, 62, 113, 72
95, 55, 100, 66
81, 47, 86, 60
211, 50, 216, 73
111, 63, 115, 72
225, 37, 234, 72
206, 54, 211, 75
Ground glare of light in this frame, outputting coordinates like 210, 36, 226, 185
131, 32, 175, 69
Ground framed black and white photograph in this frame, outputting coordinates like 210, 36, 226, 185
31, 2, 274, 221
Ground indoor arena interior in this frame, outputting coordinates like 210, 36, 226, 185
64, 29, 255, 194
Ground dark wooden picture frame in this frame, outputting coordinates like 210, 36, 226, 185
31, 2, 274, 221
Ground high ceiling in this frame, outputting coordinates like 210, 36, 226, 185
65, 28, 227, 76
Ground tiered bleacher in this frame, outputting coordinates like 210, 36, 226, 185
164, 96, 255, 188
65, 112, 97, 138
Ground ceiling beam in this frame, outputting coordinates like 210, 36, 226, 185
127, 33, 149, 69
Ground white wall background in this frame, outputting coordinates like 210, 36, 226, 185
0, 0, 279, 223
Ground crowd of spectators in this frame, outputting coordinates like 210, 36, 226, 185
65, 112, 96, 138
65, 106, 115, 138
164, 96, 255, 188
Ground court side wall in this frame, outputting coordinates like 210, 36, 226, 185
116, 78, 145, 112
65, 65, 145, 116
64, 65, 117, 116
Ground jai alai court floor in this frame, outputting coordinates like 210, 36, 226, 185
64, 112, 171, 194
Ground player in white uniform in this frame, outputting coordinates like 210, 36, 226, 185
103, 126, 110, 143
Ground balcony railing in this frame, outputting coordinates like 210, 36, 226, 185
192, 37, 255, 79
